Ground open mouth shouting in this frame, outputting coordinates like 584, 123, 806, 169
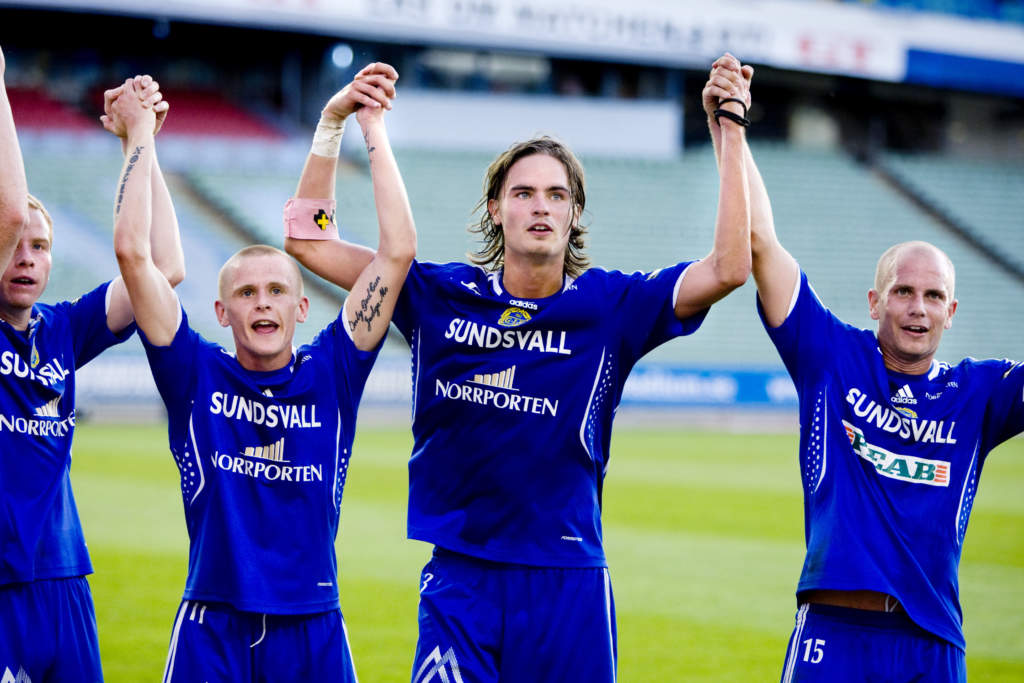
252, 319, 280, 335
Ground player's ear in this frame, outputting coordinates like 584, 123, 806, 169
214, 300, 229, 327
944, 299, 958, 329
296, 295, 310, 324
867, 289, 881, 321
487, 198, 501, 227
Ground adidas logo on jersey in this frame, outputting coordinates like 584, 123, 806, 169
34, 395, 60, 418
891, 384, 918, 405
413, 646, 463, 683
243, 437, 286, 463
1, 666, 32, 683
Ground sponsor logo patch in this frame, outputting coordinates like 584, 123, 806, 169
844, 421, 949, 486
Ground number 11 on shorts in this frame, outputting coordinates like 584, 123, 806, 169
801, 638, 825, 664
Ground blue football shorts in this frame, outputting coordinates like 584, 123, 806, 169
780, 603, 966, 683
0, 575, 102, 683
411, 547, 617, 683
161, 600, 357, 683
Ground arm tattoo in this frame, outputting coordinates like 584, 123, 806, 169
115, 146, 144, 216
348, 275, 390, 334
363, 129, 376, 165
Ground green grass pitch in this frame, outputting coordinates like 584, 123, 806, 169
71, 422, 1024, 681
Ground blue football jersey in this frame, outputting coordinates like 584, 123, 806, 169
763, 272, 1024, 649
141, 307, 379, 614
391, 260, 704, 567
0, 282, 134, 585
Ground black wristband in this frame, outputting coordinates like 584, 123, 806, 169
713, 108, 750, 127
717, 97, 748, 119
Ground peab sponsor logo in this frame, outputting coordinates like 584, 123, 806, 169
435, 365, 558, 417
0, 351, 69, 388
846, 387, 956, 444
209, 392, 322, 429
844, 421, 950, 486
444, 318, 571, 355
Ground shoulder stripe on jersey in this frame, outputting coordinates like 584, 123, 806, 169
188, 413, 206, 504
781, 603, 810, 683
671, 267, 688, 313
162, 600, 190, 683
578, 348, 607, 463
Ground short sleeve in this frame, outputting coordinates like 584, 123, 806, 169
62, 281, 136, 368
610, 262, 706, 363
139, 304, 199, 412
758, 270, 845, 387
308, 309, 382, 422
982, 360, 1024, 449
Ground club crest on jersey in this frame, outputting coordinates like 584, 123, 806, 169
498, 306, 531, 327
894, 405, 917, 418
844, 421, 950, 486
30, 343, 39, 369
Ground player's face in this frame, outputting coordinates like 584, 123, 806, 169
869, 247, 957, 373
214, 253, 309, 372
488, 153, 578, 270
0, 209, 52, 320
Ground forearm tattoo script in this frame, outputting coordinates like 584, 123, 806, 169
348, 275, 389, 333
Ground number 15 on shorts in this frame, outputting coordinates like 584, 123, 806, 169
802, 638, 825, 664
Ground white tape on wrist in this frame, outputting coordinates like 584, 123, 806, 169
311, 114, 346, 158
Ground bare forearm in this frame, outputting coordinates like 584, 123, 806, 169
0, 78, 28, 264
149, 154, 185, 286
362, 119, 415, 265
710, 123, 752, 286
295, 150, 340, 200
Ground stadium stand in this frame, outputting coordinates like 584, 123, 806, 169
179, 141, 1024, 366
7, 86, 95, 131
148, 89, 285, 140
880, 152, 1024, 273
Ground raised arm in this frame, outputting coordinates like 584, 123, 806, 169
284, 62, 398, 291
343, 91, 416, 351
703, 55, 798, 328
0, 47, 29, 268
673, 54, 752, 320
101, 76, 185, 332
110, 80, 180, 345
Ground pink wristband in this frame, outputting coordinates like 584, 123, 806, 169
283, 198, 339, 240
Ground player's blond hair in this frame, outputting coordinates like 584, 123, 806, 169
874, 241, 955, 300
26, 193, 53, 244
217, 245, 304, 301
470, 136, 589, 278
